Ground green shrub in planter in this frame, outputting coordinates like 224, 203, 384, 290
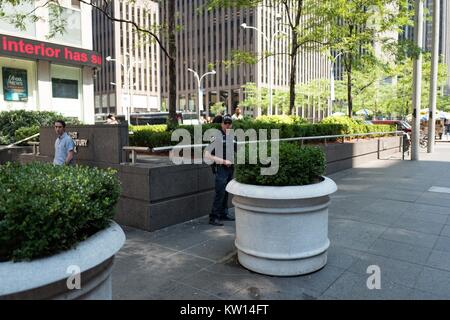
235, 142, 325, 186
0, 110, 80, 144
14, 125, 40, 143
130, 124, 168, 133
321, 116, 394, 135
255, 115, 307, 125
129, 130, 174, 148
0, 162, 120, 261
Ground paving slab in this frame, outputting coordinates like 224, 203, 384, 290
380, 227, 438, 249
322, 271, 414, 300
367, 238, 432, 265
414, 267, 450, 298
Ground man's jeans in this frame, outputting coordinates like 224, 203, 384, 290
210, 165, 234, 221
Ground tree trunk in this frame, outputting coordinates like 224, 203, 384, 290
167, 0, 177, 124
347, 57, 353, 118
289, 43, 298, 115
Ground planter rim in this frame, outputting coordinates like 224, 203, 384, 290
0, 221, 125, 296
226, 176, 337, 200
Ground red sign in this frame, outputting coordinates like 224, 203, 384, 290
0, 34, 102, 68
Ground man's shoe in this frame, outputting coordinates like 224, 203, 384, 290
209, 219, 224, 226
221, 215, 235, 221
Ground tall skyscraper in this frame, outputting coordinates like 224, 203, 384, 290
160, 0, 331, 120
92, 0, 160, 118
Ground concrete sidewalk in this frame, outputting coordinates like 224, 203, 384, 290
112, 143, 450, 300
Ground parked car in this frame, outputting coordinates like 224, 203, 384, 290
370, 120, 411, 133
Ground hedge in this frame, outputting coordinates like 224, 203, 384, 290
0, 162, 120, 261
0, 110, 80, 145
235, 142, 326, 186
129, 118, 394, 149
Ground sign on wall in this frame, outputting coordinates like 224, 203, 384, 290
2, 67, 28, 101
0, 34, 102, 68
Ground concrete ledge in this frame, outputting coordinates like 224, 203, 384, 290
0, 146, 33, 164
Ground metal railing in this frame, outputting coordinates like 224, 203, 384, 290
151, 131, 405, 152
123, 146, 150, 165
122, 130, 408, 164
0, 133, 40, 152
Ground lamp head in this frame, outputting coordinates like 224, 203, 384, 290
241, 23, 247, 28
211, 70, 217, 75
106, 56, 113, 61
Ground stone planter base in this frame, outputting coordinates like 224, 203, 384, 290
237, 248, 328, 277
0, 221, 125, 300
226, 177, 337, 276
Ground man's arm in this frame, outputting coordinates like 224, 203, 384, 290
204, 150, 232, 166
65, 139, 75, 165
65, 150, 74, 165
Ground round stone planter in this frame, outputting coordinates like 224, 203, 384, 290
226, 177, 337, 276
0, 221, 125, 300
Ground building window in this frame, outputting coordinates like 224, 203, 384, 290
52, 78, 79, 99
0, 2, 36, 37
71, 0, 81, 9
49, 6, 82, 46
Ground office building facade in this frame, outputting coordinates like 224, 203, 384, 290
93, 0, 160, 118
160, 0, 331, 120
0, 0, 99, 123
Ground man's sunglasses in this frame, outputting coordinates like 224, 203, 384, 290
224, 121, 232, 125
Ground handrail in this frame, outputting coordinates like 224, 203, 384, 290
0, 133, 40, 151
151, 131, 405, 152
123, 146, 150, 164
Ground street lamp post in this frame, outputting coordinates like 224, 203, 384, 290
329, 52, 343, 117
241, 21, 287, 116
106, 54, 143, 125
411, 0, 424, 161
427, 0, 440, 153
187, 68, 216, 122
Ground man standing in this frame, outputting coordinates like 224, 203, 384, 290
232, 107, 244, 120
204, 114, 236, 226
53, 120, 75, 166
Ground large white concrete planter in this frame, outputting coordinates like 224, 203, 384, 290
226, 177, 337, 276
0, 221, 125, 300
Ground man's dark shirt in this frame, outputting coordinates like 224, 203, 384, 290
210, 129, 237, 167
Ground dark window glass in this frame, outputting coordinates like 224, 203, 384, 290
52, 78, 78, 99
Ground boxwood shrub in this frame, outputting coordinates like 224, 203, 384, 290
235, 142, 326, 186
128, 115, 395, 149
0, 162, 120, 262
14, 125, 40, 143
0, 110, 80, 144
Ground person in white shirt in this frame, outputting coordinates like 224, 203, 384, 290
232, 107, 243, 120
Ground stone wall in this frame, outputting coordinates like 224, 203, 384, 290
116, 159, 216, 232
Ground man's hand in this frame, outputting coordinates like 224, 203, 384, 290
222, 159, 232, 167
